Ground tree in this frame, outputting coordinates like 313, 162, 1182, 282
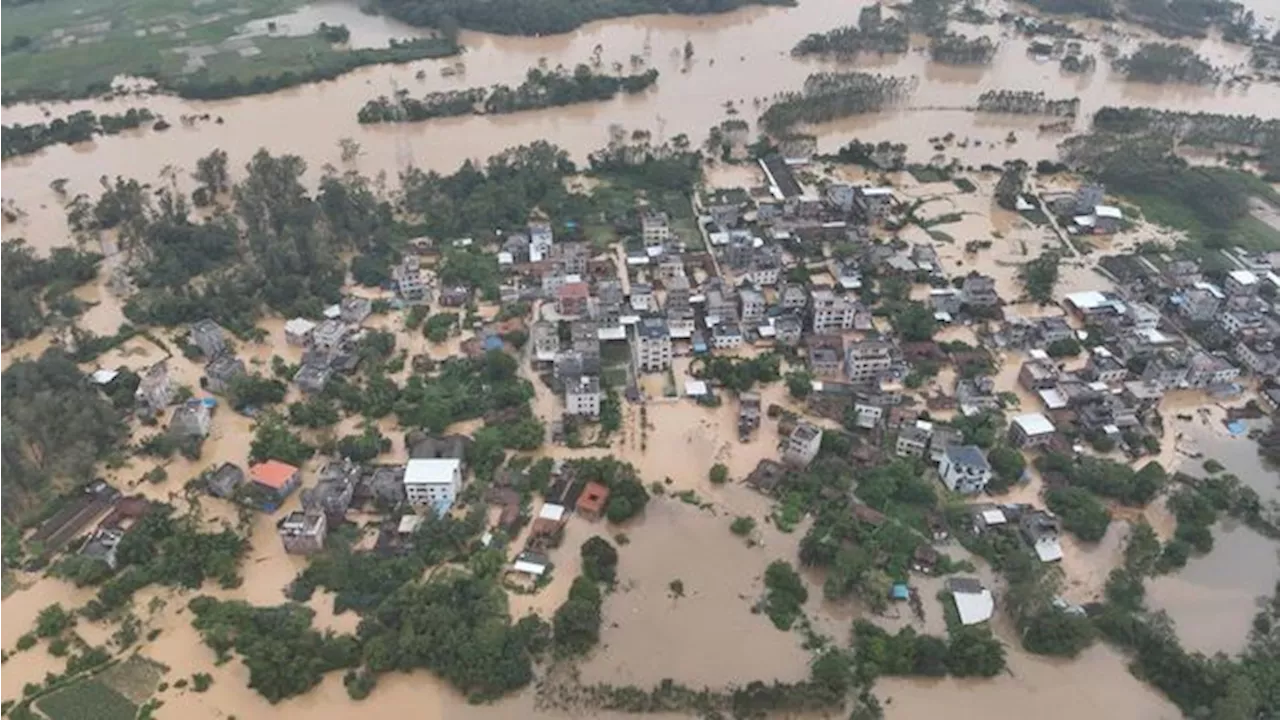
1045, 487, 1111, 542
249, 413, 315, 466
1021, 251, 1060, 304
731, 516, 756, 536
1045, 337, 1082, 358
709, 463, 729, 485
945, 625, 1006, 677
786, 371, 813, 399
1021, 607, 1095, 657
986, 444, 1026, 493
891, 301, 938, 341
193, 149, 230, 196
35, 603, 73, 637
580, 536, 618, 584
553, 576, 603, 656
763, 561, 808, 630
1124, 521, 1162, 576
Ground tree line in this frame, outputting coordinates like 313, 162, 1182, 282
760, 72, 916, 135
2, 108, 156, 159
2, 240, 101, 341
358, 65, 658, 124
1114, 42, 1219, 84
976, 90, 1079, 117
374, 0, 793, 36
791, 3, 909, 59
929, 32, 997, 65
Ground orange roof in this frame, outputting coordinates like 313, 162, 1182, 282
576, 481, 610, 514
250, 460, 299, 489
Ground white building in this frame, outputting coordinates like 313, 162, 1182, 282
285, 318, 317, 347
404, 458, 463, 513
711, 323, 744, 349
811, 288, 858, 333
634, 318, 673, 372
740, 287, 766, 323
641, 211, 671, 247
565, 375, 602, 418
532, 321, 560, 362
393, 256, 430, 304
938, 445, 992, 494
845, 341, 894, 385
783, 422, 823, 468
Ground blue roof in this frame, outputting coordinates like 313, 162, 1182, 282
483, 334, 504, 350
945, 444, 991, 471
891, 583, 910, 600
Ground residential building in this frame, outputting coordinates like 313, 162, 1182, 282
630, 283, 656, 313
190, 319, 228, 358
1177, 283, 1224, 322
532, 321, 560, 362
565, 375, 602, 418
285, 318, 317, 346
811, 288, 857, 332
1018, 359, 1060, 391
1064, 291, 1127, 319
929, 426, 963, 464
701, 187, 749, 228
849, 401, 884, 429
311, 319, 349, 353
205, 463, 245, 499
808, 339, 844, 377
740, 287, 766, 323
938, 445, 992, 495
947, 577, 995, 625
738, 392, 762, 440
845, 340, 894, 385
960, 273, 1000, 307
553, 241, 589, 277
779, 284, 809, 311
1037, 316, 1074, 343
1019, 511, 1063, 562
634, 318, 673, 372
1185, 351, 1240, 388
1162, 259, 1202, 288
528, 220, 553, 262
406, 432, 470, 462
303, 460, 359, 523
557, 281, 590, 318
404, 458, 463, 513
743, 253, 781, 287
135, 361, 173, 417
169, 401, 211, 438
712, 323, 744, 349
1141, 354, 1189, 390
1009, 413, 1056, 448
1084, 347, 1128, 384
706, 282, 739, 325
775, 315, 804, 346
783, 422, 824, 468
570, 319, 601, 370
576, 482, 611, 521
930, 288, 963, 317
249, 460, 302, 511
204, 354, 246, 394
340, 296, 372, 325
393, 256, 430, 303
836, 263, 863, 292
641, 211, 671, 246
657, 254, 686, 285
293, 363, 333, 394
278, 510, 326, 555
1235, 339, 1280, 376
1226, 270, 1259, 296
896, 421, 933, 458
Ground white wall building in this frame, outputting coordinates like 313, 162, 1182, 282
565, 375, 602, 418
938, 445, 992, 495
404, 458, 463, 513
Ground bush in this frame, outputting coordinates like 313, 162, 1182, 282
580, 537, 618, 584
709, 463, 729, 485
192, 673, 213, 692
763, 561, 808, 630
35, 604, 73, 638
343, 669, 375, 700
730, 516, 756, 536
944, 625, 1006, 677
553, 576, 603, 656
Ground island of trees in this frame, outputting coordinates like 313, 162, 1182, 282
791, 3, 909, 58
1113, 42, 1219, 84
2, 109, 157, 159
976, 90, 1079, 117
357, 65, 660, 124
760, 72, 916, 135
373, 0, 794, 36
929, 32, 997, 65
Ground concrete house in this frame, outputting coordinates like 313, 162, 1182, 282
1009, 413, 1056, 448
779, 284, 809, 311
783, 422, 824, 468
1185, 351, 1240, 388
738, 392, 762, 440
532, 321, 560, 362
808, 340, 844, 377
775, 315, 804, 346
285, 318, 317, 346
558, 281, 591, 318
938, 445, 992, 495
310, 319, 349, 353
740, 287, 766, 324
394, 256, 430, 303
634, 317, 672, 372
896, 421, 933, 458
303, 459, 359, 523
169, 401, 212, 438
845, 341, 894, 385
811, 288, 857, 333
960, 273, 1000, 307
190, 319, 228, 358
1019, 510, 1063, 562
249, 460, 302, 512
205, 463, 245, 499
278, 510, 326, 555
134, 361, 173, 417
630, 283, 656, 314
204, 354, 246, 394
1084, 347, 1128, 384
340, 296, 373, 325
294, 363, 333, 394
404, 458, 463, 513
565, 375, 602, 418
641, 211, 671, 247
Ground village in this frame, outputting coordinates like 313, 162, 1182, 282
17, 141, 1278, 659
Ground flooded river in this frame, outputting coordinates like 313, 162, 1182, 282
4, 0, 1280, 254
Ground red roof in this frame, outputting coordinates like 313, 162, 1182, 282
559, 282, 589, 299
250, 460, 299, 489
576, 482, 610, 515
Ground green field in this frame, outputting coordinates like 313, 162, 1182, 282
1128, 192, 1280, 252
36, 679, 138, 720
0, 0, 456, 102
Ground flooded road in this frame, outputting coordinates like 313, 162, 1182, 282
4, 0, 1280, 254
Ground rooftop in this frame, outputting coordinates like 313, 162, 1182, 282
1012, 412, 1056, 436
250, 460, 300, 490
945, 445, 990, 472
404, 458, 462, 485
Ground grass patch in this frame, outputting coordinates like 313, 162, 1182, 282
96, 655, 165, 704
600, 341, 632, 367
36, 679, 137, 720
907, 165, 951, 183
953, 177, 977, 193
1127, 193, 1280, 252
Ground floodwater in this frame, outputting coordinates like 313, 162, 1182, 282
5, 0, 1280, 254
1146, 414, 1280, 655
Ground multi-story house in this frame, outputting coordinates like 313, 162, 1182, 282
938, 445, 992, 494
960, 272, 1000, 307
634, 317, 673, 372
204, 354, 246, 394
565, 375, 602, 418
531, 321, 560, 362
393, 255, 430, 304
404, 457, 463, 513
779, 283, 809, 311
1018, 358, 1061, 391
811, 288, 857, 333
1235, 338, 1280, 376
528, 220, 553, 262
641, 211, 671, 247
190, 319, 228, 358
1084, 346, 1128, 383
657, 254, 686, 286
712, 323, 744, 349
740, 287, 766, 324
807, 336, 844, 377
896, 421, 933, 458
557, 281, 590, 318
1225, 270, 1259, 296
845, 340, 894, 385
706, 284, 739, 325
743, 252, 781, 286
278, 510, 326, 555
1184, 350, 1240, 388
783, 423, 823, 468
135, 361, 173, 417
775, 315, 804, 346
630, 283, 656, 314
